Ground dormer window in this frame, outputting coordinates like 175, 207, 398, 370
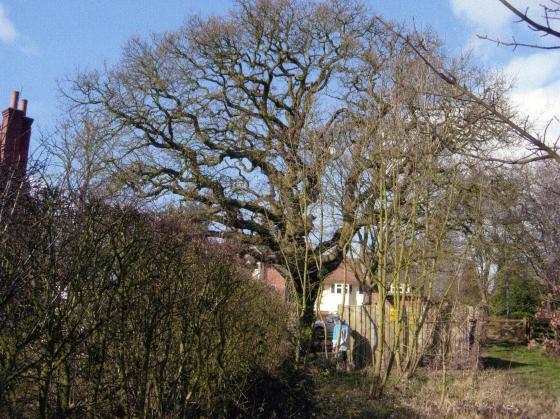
332, 284, 352, 294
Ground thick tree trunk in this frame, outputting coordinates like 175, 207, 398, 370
470, 304, 490, 372
295, 275, 320, 363
38, 365, 52, 419
369, 296, 386, 399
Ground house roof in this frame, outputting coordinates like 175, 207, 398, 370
323, 261, 363, 285
260, 259, 366, 287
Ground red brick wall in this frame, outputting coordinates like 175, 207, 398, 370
263, 264, 287, 299
0, 92, 33, 174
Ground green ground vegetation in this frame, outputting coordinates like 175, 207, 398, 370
312, 345, 560, 418
483, 344, 560, 396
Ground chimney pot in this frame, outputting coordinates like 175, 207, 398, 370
18, 99, 28, 115
10, 91, 19, 109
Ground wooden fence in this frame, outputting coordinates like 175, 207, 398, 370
337, 305, 377, 368
336, 304, 478, 369
321, 305, 533, 370
338, 304, 441, 369
485, 318, 529, 344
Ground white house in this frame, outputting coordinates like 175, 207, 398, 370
316, 262, 366, 315
254, 260, 373, 314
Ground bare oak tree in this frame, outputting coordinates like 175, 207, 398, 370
65, 0, 388, 338
64, 1, 526, 361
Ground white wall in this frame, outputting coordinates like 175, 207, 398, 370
316, 283, 365, 313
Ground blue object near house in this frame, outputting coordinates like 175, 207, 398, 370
332, 320, 351, 352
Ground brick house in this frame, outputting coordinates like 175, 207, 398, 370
0, 91, 33, 176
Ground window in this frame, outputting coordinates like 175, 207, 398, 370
358, 286, 364, 294
389, 284, 411, 295
334, 284, 352, 294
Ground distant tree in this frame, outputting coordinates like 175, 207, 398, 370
492, 262, 542, 319
519, 161, 560, 300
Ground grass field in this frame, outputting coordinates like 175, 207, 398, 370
483, 344, 560, 397
313, 345, 560, 418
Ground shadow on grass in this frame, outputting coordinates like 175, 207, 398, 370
482, 356, 528, 370
483, 341, 519, 348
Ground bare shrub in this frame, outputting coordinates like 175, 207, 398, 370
0, 177, 302, 417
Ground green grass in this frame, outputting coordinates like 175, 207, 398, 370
311, 345, 560, 417
483, 344, 560, 396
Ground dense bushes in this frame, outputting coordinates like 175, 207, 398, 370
534, 306, 560, 357
0, 187, 307, 417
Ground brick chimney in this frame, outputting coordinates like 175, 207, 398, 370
0, 91, 33, 175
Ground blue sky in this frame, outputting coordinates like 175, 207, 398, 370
1, 0, 558, 149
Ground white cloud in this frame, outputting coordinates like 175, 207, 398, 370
450, 0, 560, 144
19, 35, 39, 56
449, 0, 518, 57
505, 52, 560, 91
450, 0, 544, 54
505, 53, 560, 140
0, 3, 38, 55
0, 3, 17, 44
509, 80, 560, 123
450, 0, 512, 34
